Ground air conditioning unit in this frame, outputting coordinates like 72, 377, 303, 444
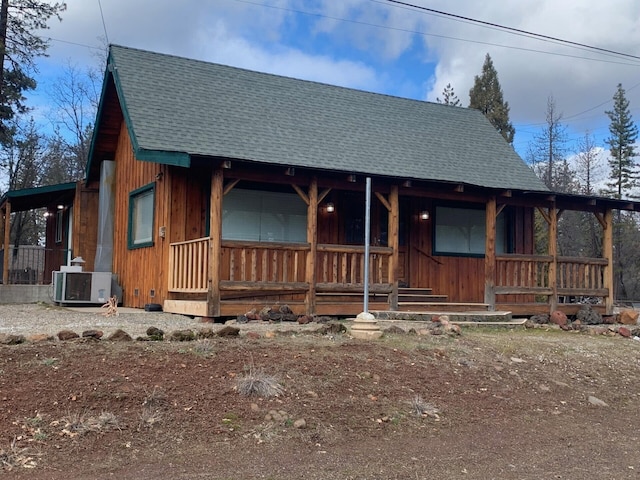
52, 271, 112, 304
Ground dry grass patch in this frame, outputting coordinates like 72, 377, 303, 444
236, 368, 284, 398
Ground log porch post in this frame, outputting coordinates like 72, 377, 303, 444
603, 208, 614, 315
548, 205, 558, 313
2, 201, 10, 285
484, 196, 496, 310
207, 168, 224, 317
388, 185, 399, 310
305, 177, 318, 316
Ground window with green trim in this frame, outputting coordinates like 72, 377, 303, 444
128, 184, 155, 249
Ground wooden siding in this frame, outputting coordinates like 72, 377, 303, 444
112, 123, 169, 308
72, 183, 99, 271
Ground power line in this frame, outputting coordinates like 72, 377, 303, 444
97, 0, 110, 45
383, 0, 640, 63
229, 0, 640, 67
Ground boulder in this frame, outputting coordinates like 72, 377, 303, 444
0, 333, 26, 345
530, 314, 549, 324
108, 329, 133, 341
216, 326, 240, 337
619, 309, 639, 326
57, 330, 79, 341
26, 334, 53, 343
384, 325, 406, 335
197, 327, 216, 339
550, 310, 568, 327
82, 329, 103, 339
576, 305, 602, 325
618, 326, 632, 338
316, 322, 347, 335
168, 329, 195, 341
245, 331, 261, 340
297, 315, 313, 325
146, 326, 165, 340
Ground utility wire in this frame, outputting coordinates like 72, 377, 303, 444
384, 0, 640, 62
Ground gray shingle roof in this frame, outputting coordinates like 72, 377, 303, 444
105, 45, 548, 192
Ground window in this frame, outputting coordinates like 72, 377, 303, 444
433, 205, 507, 256
222, 188, 307, 243
128, 184, 155, 249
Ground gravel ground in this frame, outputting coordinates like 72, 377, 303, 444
0, 303, 447, 339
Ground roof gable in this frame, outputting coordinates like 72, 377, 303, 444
90, 45, 548, 192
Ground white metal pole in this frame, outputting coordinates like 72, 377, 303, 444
363, 177, 371, 313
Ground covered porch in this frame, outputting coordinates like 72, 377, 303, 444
162, 167, 625, 319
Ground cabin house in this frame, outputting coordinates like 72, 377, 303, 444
3, 45, 639, 317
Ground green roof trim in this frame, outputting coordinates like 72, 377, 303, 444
134, 148, 191, 167
4, 182, 76, 199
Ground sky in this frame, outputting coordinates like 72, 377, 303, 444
27, 0, 640, 175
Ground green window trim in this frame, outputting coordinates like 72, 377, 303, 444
128, 183, 155, 249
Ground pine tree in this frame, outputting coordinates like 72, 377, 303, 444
469, 53, 515, 144
0, 0, 66, 145
436, 83, 461, 106
604, 83, 638, 199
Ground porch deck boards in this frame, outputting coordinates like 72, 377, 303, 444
373, 310, 512, 322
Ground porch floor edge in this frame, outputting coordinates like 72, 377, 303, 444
371, 310, 513, 323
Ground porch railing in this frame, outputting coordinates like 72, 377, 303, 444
168, 238, 210, 292
222, 241, 310, 284
169, 238, 393, 294
495, 254, 608, 300
316, 244, 393, 289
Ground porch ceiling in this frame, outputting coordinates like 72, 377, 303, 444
0, 182, 76, 212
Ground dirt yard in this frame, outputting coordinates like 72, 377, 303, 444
1, 314, 640, 479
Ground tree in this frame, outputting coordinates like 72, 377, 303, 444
604, 83, 638, 200
527, 96, 569, 190
436, 83, 461, 106
468, 53, 515, 144
0, 0, 66, 144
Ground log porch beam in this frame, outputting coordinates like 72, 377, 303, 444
548, 203, 558, 312
484, 196, 496, 310
603, 208, 614, 315
305, 177, 318, 315
388, 185, 399, 310
207, 168, 223, 317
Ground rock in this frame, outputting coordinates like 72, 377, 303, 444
297, 315, 313, 325
216, 326, 240, 337
431, 326, 444, 336
224, 319, 237, 325
571, 319, 582, 330
236, 314, 249, 324
82, 329, 103, 339
146, 326, 164, 340
384, 325, 406, 335
530, 314, 549, 324
58, 330, 79, 341
264, 331, 276, 339
26, 333, 53, 343
197, 327, 216, 339
315, 316, 333, 323
620, 309, 639, 325
259, 306, 271, 319
168, 329, 195, 341
245, 331, 261, 340
446, 324, 462, 336
415, 328, 431, 336
602, 315, 616, 324
524, 319, 535, 329
588, 395, 608, 407
0, 333, 26, 345
550, 310, 568, 327
316, 322, 346, 335
293, 418, 307, 429
576, 305, 602, 325
618, 326, 632, 338
245, 311, 261, 321
108, 329, 132, 341
279, 305, 293, 315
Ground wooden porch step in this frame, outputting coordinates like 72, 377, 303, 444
398, 294, 448, 302
397, 302, 491, 312
398, 287, 433, 295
